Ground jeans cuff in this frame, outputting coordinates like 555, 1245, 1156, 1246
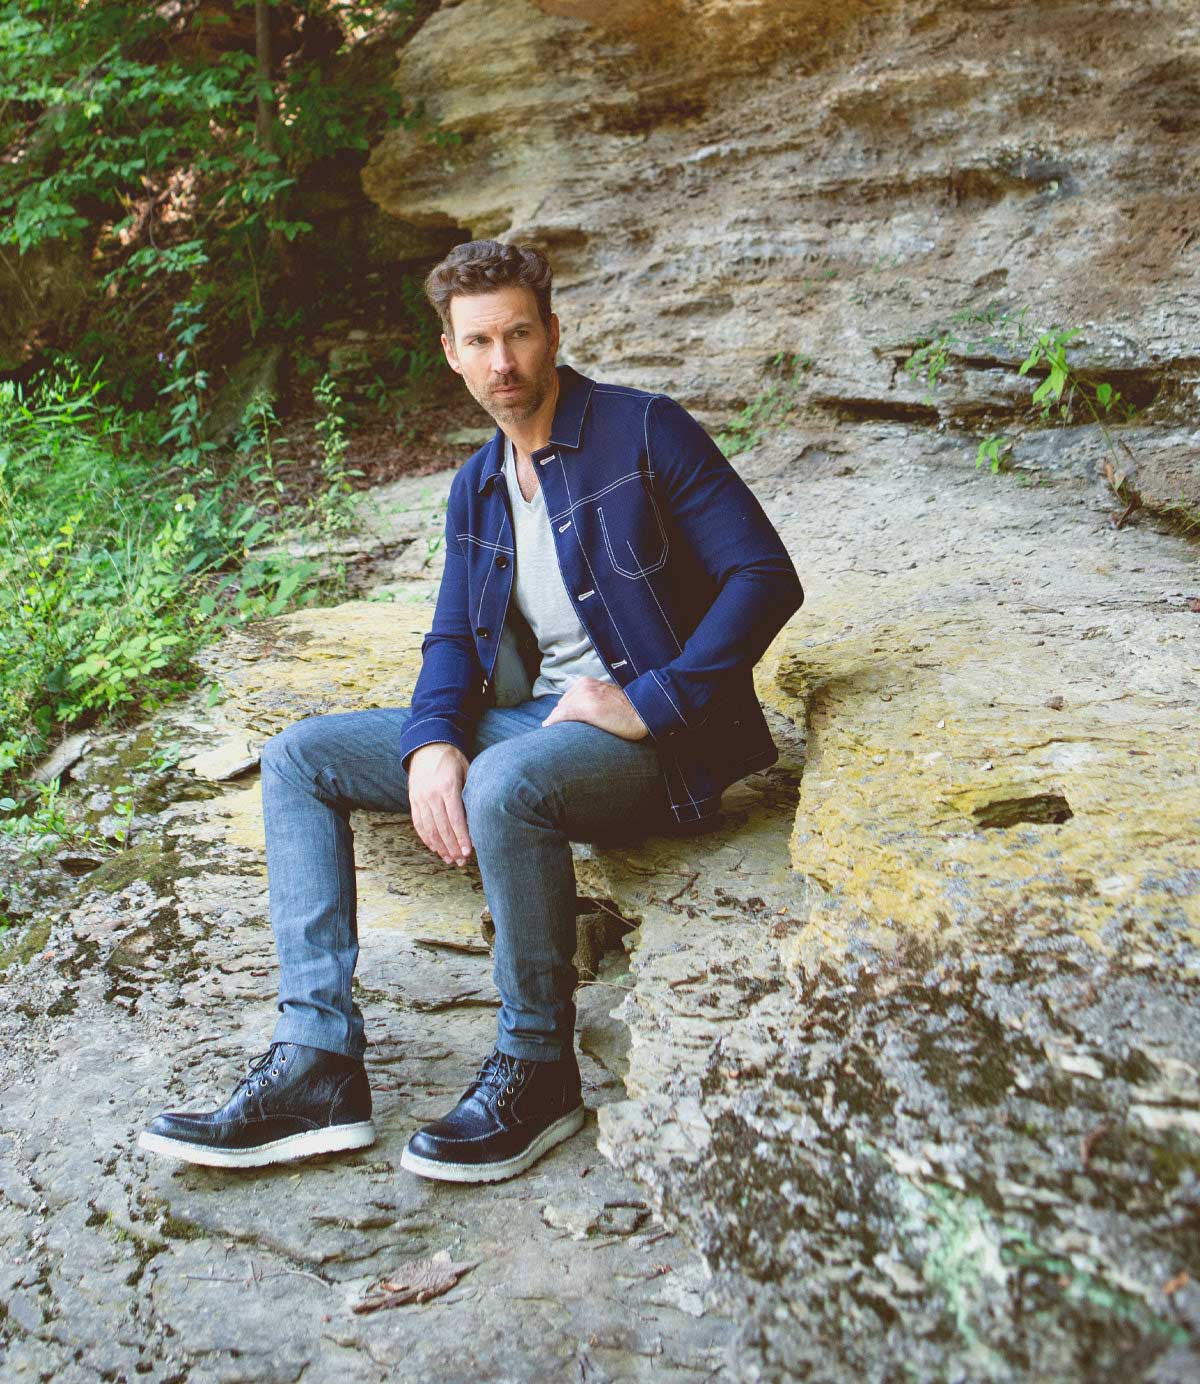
496, 1037, 568, 1062
272, 1010, 364, 1060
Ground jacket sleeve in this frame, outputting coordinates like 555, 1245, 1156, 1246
398, 481, 484, 771
621, 395, 804, 744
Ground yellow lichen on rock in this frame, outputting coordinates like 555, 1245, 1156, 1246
204, 599, 429, 737
758, 609, 1200, 970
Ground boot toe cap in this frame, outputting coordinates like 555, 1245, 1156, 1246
145, 1111, 214, 1140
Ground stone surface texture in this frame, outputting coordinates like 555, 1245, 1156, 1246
2, 1, 1199, 1380
362, 0, 1200, 519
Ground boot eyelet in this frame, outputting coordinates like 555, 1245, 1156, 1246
497, 1096, 507, 1108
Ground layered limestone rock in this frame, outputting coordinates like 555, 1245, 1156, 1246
362, 0, 1200, 519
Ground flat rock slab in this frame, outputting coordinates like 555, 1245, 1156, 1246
2, 430, 1198, 1382
0, 468, 735, 1383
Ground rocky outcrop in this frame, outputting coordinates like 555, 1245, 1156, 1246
363, 0, 1200, 519
589, 424, 1200, 1379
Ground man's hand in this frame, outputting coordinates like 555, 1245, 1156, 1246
407, 743, 472, 867
540, 676, 649, 740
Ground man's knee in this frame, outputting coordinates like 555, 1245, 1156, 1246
260, 714, 337, 779
463, 744, 555, 826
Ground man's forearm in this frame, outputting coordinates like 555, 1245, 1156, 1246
621, 395, 804, 741
398, 494, 485, 772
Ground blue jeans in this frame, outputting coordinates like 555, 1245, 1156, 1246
259, 695, 672, 1062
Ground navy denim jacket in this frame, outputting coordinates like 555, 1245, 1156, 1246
398, 364, 804, 825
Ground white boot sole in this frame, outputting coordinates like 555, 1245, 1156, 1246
399, 1105, 586, 1183
137, 1120, 376, 1169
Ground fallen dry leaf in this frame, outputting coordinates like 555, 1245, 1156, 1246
353, 1250, 479, 1314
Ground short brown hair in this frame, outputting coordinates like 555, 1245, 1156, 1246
424, 240, 553, 339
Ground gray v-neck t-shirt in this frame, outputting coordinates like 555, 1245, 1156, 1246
503, 433, 615, 698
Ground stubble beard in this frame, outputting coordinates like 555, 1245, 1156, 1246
472, 353, 557, 428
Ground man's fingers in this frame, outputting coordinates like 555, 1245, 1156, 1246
444, 791, 473, 860
429, 796, 466, 867
413, 799, 454, 865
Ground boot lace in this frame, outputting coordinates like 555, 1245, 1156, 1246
471, 1049, 531, 1109
234, 1042, 288, 1094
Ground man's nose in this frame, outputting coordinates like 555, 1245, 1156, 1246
490, 339, 516, 374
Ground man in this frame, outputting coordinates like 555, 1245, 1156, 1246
139, 241, 804, 1182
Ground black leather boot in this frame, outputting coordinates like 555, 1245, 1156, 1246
138, 1042, 375, 1169
400, 1047, 584, 1183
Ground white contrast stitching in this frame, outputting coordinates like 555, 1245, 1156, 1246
636, 564, 683, 654
596, 503, 669, 579
650, 669, 685, 724
558, 455, 640, 677
667, 754, 701, 816
401, 715, 459, 734
458, 534, 514, 554
546, 470, 644, 523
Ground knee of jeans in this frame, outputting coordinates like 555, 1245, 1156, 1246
260, 715, 330, 779
463, 745, 552, 826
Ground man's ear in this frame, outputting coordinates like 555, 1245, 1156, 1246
548, 312, 561, 357
441, 332, 462, 375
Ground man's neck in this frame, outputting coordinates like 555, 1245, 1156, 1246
502, 369, 560, 465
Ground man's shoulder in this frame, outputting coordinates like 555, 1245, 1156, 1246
585, 377, 697, 435
587, 377, 681, 416
588, 377, 660, 403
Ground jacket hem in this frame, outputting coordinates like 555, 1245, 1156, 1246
662, 743, 779, 824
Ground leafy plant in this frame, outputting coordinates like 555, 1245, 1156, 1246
157, 295, 219, 478
903, 304, 1140, 494
0, 360, 323, 791
232, 387, 289, 510
311, 372, 363, 534
717, 352, 812, 456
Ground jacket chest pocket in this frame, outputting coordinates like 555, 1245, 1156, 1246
596, 480, 669, 579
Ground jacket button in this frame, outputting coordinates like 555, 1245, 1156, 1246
496, 555, 509, 569
476, 626, 490, 638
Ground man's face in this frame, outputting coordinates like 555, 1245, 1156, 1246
441, 286, 560, 427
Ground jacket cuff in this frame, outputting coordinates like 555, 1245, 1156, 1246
399, 716, 471, 773
623, 669, 688, 744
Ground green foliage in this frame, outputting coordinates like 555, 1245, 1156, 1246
903, 303, 1139, 479
0, 773, 128, 856
0, 0, 427, 372
717, 352, 812, 456
311, 372, 363, 534
0, 360, 324, 800
232, 387, 289, 507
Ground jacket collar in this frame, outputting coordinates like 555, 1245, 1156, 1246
475, 363, 595, 493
